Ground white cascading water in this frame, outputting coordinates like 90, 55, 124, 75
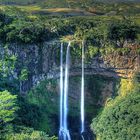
59, 42, 71, 140
59, 43, 64, 138
81, 41, 85, 134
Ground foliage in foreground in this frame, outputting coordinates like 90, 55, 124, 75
0, 90, 57, 139
91, 77, 140, 140
0, 90, 18, 128
0, 90, 17, 139
3, 126, 57, 140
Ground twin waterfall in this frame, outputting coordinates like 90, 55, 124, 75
59, 42, 85, 140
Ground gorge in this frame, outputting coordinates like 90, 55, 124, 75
0, 39, 139, 139
0, 1, 140, 140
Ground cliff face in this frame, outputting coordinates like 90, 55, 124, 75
1, 41, 138, 136
101, 44, 140, 78
0, 41, 139, 93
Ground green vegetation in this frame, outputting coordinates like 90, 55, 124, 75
0, 0, 140, 17
0, 41, 57, 139
23, 79, 58, 135
0, 91, 53, 140
108, 20, 139, 47
2, 126, 55, 140
0, 90, 18, 131
0, 90, 57, 140
0, 44, 16, 77
0, 1, 139, 139
0, 7, 139, 45
91, 73, 140, 140
91, 92, 140, 140
0, 44, 19, 93
5, 132, 48, 140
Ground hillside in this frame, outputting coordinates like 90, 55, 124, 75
0, 0, 140, 16
0, 0, 140, 5
97, 0, 140, 3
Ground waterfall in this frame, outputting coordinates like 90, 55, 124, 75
59, 43, 64, 133
59, 42, 71, 140
81, 41, 85, 134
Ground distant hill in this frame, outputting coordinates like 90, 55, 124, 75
0, 0, 139, 6
0, 0, 139, 16
0, 0, 43, 5
96, 0, 140, 3
96, 0, 140, 2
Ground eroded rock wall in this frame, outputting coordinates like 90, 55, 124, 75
0, 41, 139, 94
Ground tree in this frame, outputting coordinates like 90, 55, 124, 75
0, 90, 18, 129
108, 20, 139, 47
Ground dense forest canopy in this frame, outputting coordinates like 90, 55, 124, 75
91, 73, 140, 140
0, 9, 139, 44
